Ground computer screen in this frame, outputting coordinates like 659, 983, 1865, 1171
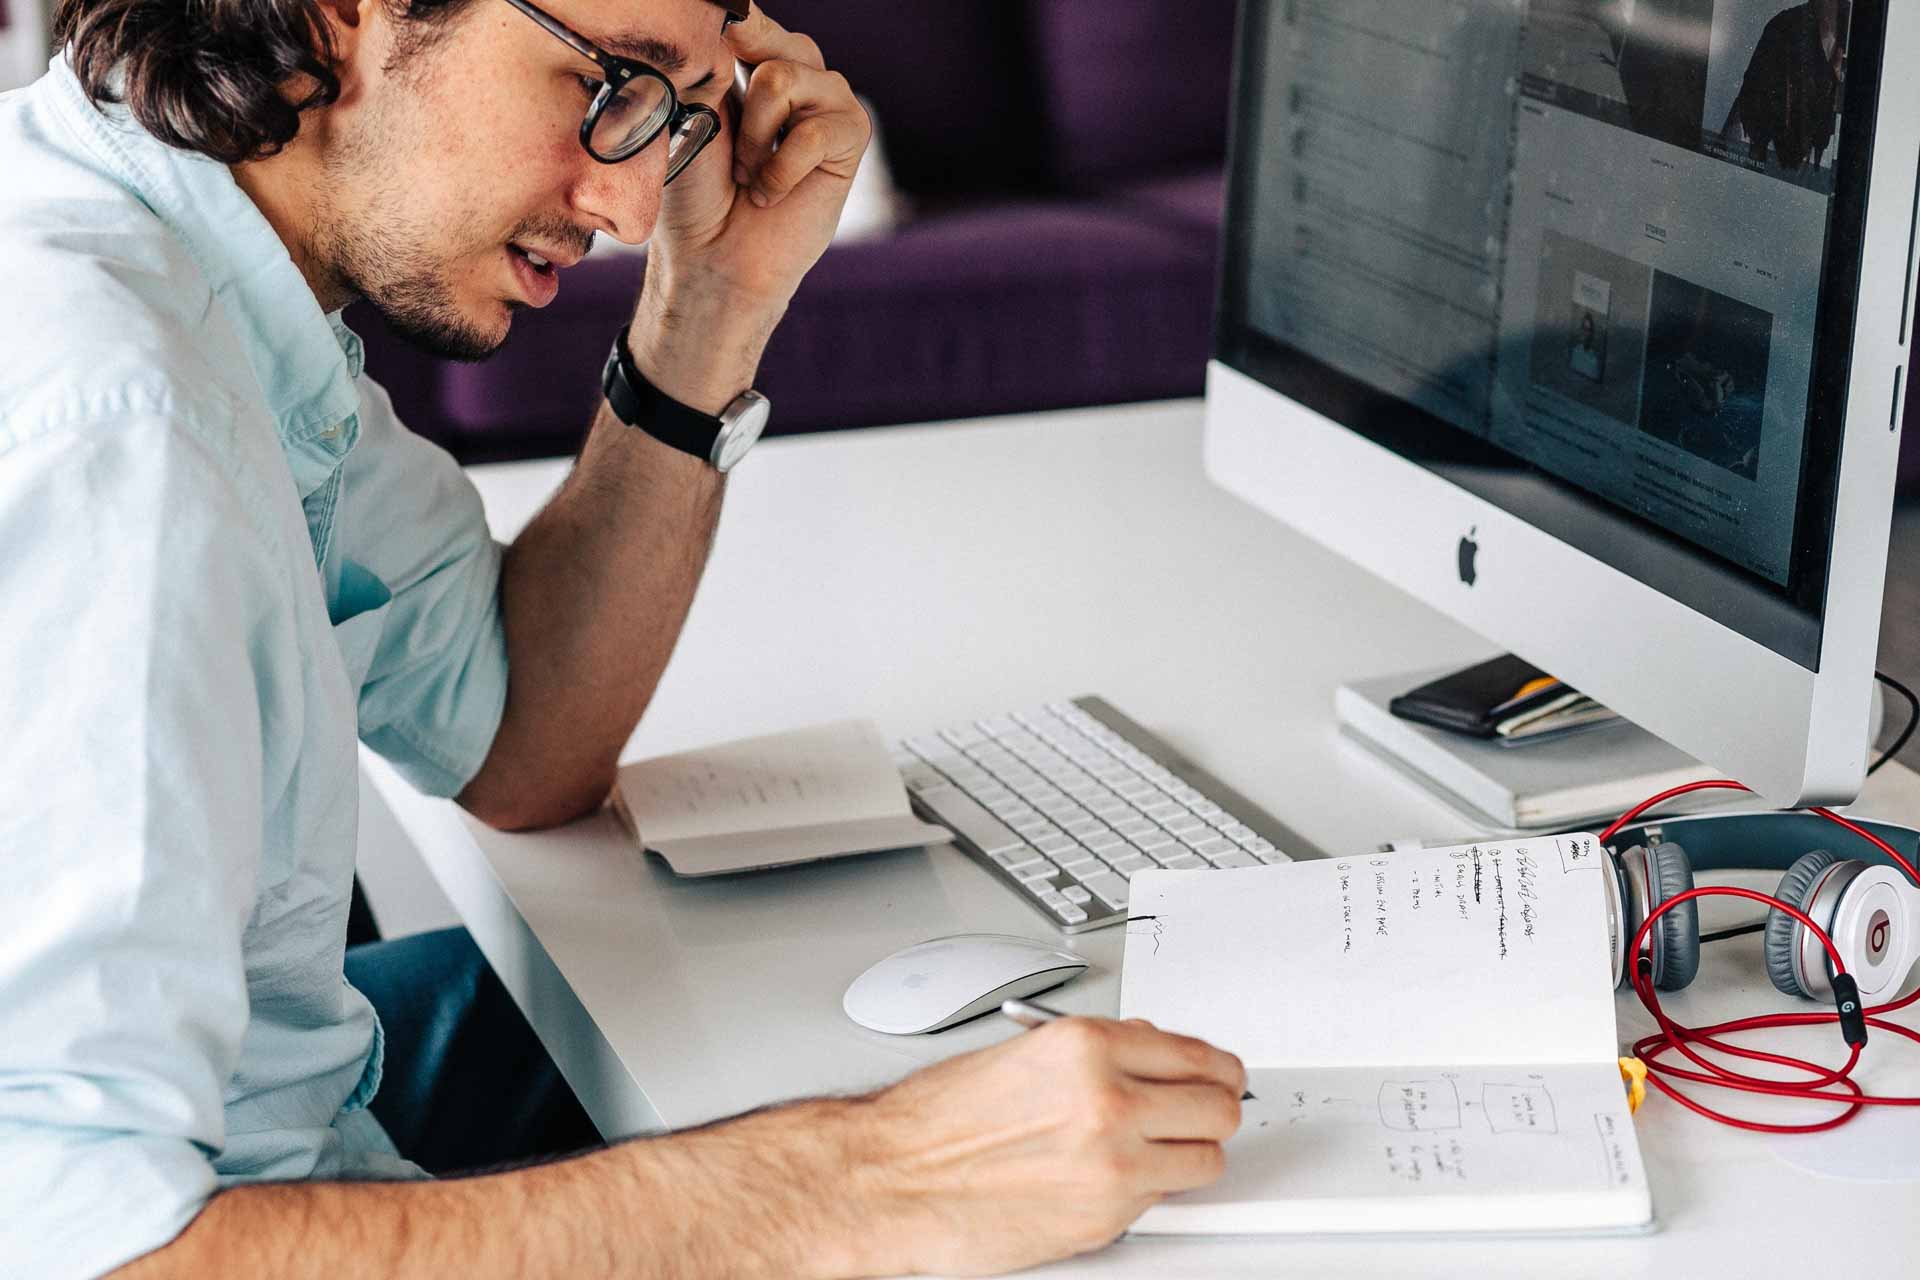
1217, 0, 1881, 670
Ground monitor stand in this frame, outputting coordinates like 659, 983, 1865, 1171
1334, 665, 1884, 834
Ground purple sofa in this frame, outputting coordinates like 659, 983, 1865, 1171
354, 0, 1236, 463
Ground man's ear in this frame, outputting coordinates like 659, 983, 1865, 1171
310, 0, 379, 103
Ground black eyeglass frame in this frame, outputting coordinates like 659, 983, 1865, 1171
501, 0, 725, 177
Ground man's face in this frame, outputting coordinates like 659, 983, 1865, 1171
317, 0, 734, 360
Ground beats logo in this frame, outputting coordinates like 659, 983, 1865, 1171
1868, 910, 1891, 959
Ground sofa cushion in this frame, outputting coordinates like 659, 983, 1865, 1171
763, 0, 1046, 197
353, 193, 1222, 459
1028, 0, 1236, 190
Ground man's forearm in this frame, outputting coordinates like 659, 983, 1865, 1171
459, 268, 777, 830
118, 1100, 875, 1280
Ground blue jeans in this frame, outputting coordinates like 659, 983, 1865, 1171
344, 927, 602, 1174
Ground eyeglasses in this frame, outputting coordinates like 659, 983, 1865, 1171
502, 0, 723, 180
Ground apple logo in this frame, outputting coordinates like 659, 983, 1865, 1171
1457, 527, 1479, 587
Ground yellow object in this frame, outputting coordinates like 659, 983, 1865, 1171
1619, 1057, 1648, 1114
1512, 675, 1559, 701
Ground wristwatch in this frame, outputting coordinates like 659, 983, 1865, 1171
601, 325, 772, 473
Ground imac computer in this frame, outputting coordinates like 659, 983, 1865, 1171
1207, 0, 1920, 806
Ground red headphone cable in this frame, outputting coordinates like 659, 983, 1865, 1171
1601, 782, 1920, 1132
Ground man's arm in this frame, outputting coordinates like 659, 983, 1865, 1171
118, 1018, 1246, 1280
458, 8, 869, 829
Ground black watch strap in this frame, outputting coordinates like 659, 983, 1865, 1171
601, 325, 725, 463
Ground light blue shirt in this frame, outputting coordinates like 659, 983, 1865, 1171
0, 59, 512, 1280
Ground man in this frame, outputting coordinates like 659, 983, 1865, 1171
1719, 0, 1849, 171
0, 1, 1245, 1276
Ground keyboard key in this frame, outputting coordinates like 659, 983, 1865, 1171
1087, 797, 1131, 820
916, 785, 1024, 854
1061, 885, 1093, 905
1142, 800, 1184, 821
1083, 831, 1126, 855
1164, 814, 1207, 837
990, 848, 1028, 868
1245, 838, 1277, 856
1010, 815, 1055, 838
1080, 872, 1130, 910
1053, 903, 1089, 925
1033, 834, 1076, 857
1191, 801, 1226, 821
1171, 785, 1204, 805
1110, 853, 1155, 875
1161, 853, 1209, 871
902, 767, 947, 793
1037, 887, 1069, 908
1114, 817, 1157, 839
1062, 817, 1105, 839
1134, 831, 1177, 854
1114, 779, 1156, 800
973, 784, 1014, 807
941, 725, 989, 750
1064, 859, 1109, 883
1146, 845, 1189, 867
1210, 851, 1259, 869
990, 800, 1036, 823
1255, 849, 1290, 865
1193, 836, 1236, 859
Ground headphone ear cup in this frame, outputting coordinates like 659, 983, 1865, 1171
1646, 844, 1701, 990
1764, 849, 1841, 998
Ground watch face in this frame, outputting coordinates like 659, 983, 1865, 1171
713, 391, 772, 472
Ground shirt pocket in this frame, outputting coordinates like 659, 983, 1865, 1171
329, 559, 394, 693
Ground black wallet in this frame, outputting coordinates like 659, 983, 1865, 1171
1388, 654, 1568, 738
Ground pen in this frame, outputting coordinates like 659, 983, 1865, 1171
999, 998, 1255, 1099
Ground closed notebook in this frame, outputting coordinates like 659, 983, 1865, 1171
609, 719, 952, 876
1120, 836, 1653, 1237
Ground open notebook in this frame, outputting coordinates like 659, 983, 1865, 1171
609, 720, 951, 876
1121, 835, 1652, 1236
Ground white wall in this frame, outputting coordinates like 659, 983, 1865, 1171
0, 0, 52, 92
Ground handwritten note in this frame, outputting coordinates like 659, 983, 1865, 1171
1134, 1061, 1644, 1231
1120, 837, 1617, 1068
616, 720, 909, 842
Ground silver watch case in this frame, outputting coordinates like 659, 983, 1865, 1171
711, 389, 772, 473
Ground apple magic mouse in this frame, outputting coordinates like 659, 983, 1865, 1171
842, 933, 1089, 1035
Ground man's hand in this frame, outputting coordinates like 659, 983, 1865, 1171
632, 5, 870, 413
849, 1016, 1247, 1276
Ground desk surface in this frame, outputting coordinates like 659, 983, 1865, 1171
364, 399, 1920, 1277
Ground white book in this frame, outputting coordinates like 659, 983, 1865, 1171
1120, 835, 1653, 1237
1336, 669, 1715, 830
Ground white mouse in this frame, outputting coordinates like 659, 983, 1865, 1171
842, 933, 1089, 1035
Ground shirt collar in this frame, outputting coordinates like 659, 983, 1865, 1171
41, 56, 362, 497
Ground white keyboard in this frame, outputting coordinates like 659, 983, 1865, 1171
896, 697, 1298, 933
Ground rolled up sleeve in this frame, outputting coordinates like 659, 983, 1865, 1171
336, 374, 511, 799
0, 415, 278, 1280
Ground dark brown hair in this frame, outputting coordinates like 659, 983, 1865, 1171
54, 0, 473, 165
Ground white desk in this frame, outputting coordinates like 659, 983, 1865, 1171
363, 399, 1920, 1276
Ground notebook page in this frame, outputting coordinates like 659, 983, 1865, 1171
1121, 836, 1617, 1068
614, 720, 913, 843
1131, 1060, 1649, 1235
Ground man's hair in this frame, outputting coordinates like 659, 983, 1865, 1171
53, 0, 476, 165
